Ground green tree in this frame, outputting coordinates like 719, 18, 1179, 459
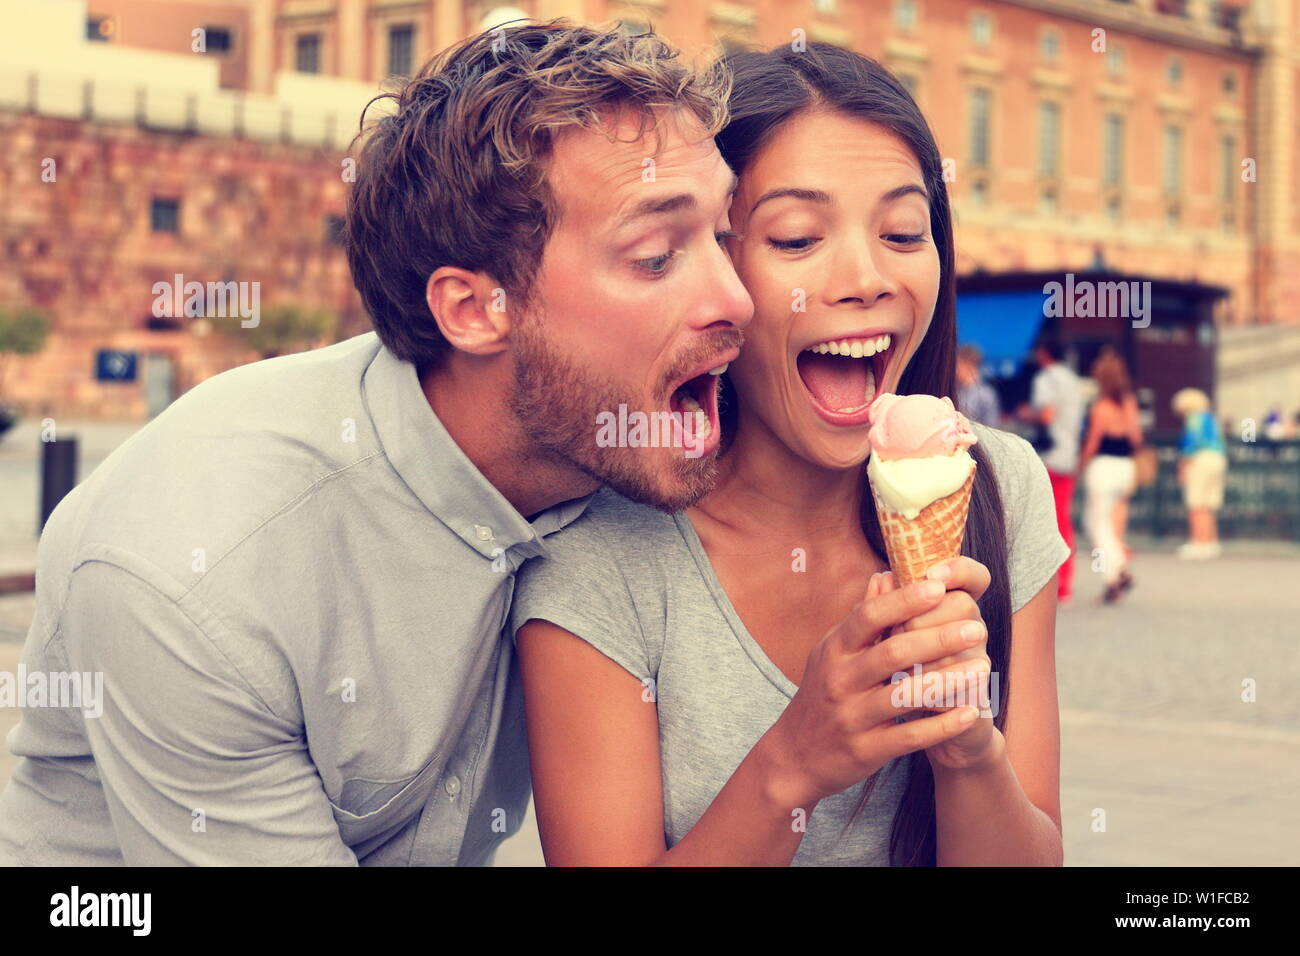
0, 307, 49, 403
218, 305, 338, 359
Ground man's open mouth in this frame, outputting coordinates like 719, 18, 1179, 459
795, 332, 896, 423
667, 357, 732, 449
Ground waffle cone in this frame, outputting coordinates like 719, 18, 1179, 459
871, 466, 976, 587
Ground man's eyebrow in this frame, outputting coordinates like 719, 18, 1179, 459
750, 182, 930, 214
615, 171, 741, 229
614, 193, 697, 229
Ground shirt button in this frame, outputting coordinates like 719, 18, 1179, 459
444, 775, 461, 797
474, 525, 493, 541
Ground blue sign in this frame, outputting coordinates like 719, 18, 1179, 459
96, 350, 138, 382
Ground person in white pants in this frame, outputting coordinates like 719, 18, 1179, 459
1077, 353, 1143, 603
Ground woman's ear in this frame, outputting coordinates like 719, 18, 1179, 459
425, 266, 514, 357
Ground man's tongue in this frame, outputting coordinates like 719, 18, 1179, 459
797, 352, 870, 412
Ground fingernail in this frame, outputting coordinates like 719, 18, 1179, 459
926, 563, 952, 581
921, 580, 945, 599
960, 622, 984, 643
958, 707, 978, 725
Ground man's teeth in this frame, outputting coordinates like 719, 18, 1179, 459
679, 394, 712, 438
802, 333, 891, 357
707, 363, 729, 376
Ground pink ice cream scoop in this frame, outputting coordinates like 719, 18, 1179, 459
866, 393, 977, 461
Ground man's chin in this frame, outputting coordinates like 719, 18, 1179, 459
592, 448, 721, 514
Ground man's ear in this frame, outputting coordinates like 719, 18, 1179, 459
425, 266, 515, 356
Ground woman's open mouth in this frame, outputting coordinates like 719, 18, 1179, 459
795, 332, 896, 427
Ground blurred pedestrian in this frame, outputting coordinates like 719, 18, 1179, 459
1020, 334, 1083, 605
1173, 387, 1227, 559
1263, 405, 1285, 441
955, 343, 1001, 426
1077, 353, 1143, 603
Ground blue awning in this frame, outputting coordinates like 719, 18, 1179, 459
955, 291, 1049, 379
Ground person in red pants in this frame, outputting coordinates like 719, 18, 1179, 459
1020, 337, 1083, 605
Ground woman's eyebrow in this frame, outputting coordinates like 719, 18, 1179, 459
749, 182, 929, 215
749, 187, 830, 215
880, 183, 929, 205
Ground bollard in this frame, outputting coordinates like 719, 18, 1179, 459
39, 435, 78, 534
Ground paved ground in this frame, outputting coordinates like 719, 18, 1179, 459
2, 421, 1298, 865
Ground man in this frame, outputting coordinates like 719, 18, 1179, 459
955, 343, 1000, 426
0, 22, 751, 865
1022, 335, 1082, 605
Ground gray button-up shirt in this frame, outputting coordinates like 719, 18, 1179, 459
0, 332, 590, 865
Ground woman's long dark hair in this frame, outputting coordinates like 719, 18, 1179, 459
714, 42, 1012, 866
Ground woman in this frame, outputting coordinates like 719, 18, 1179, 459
511, 44, 1069, 865
1077, 352, 1142, 603
1173, 387, 1227, 559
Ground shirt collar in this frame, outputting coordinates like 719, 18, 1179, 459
362, 342, 593, 564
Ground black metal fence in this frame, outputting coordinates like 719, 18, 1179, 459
1068, 433, 1300, 541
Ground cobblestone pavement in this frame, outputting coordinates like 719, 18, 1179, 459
2, 419, 1297, 865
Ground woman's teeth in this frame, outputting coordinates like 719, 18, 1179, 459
802, 333, 891, 357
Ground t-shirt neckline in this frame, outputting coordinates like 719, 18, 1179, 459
671, 511, 801, 701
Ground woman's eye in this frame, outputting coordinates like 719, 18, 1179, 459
884, 234, 927, 245
715, 230, 739, 246
768, 237, 818, 251
635, 250, 676, 275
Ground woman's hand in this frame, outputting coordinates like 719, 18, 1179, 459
759, 570, 991, 809
874, 559, 999, 773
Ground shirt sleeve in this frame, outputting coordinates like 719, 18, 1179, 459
61, 561, 358, 866
510, 517, 653, 685
989, 429, 1072, 613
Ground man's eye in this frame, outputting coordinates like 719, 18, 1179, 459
768, 237, 818, 251
884, 234, 927, 245
635, 250, 676, 275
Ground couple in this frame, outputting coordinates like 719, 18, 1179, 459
0, 22, 1066, 867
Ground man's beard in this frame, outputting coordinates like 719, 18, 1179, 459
507, 315, 721, 513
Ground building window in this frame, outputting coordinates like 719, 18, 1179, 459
86, 16, 114, 41
1038, 101, 1060, 177
150, 198, 180, 234
1222, 71, 1237, 95
970, 11, 992, 47
970, 177, 988, 205
895, 0, 918, 31
203, 26, 233, 55
617, 19, 651, 36
1107, 45, 1124, 77
1162, 124, 1183, 195
1040, 186, 1058, 215
968, 87, 991, 168
325, 215, 346, 244
1166, 201, 1181, 227
1167, 57, 1182, 86
1103, 113, 1124, 187
295, 33, 322, 74
388, 24, 414, 77
1220, 134, 1236, 202
897, 73, 919, 101
1041, 30, 1060, 61
1106, 194, 1123, 222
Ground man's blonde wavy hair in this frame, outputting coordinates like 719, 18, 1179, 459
345, 19, 732, 366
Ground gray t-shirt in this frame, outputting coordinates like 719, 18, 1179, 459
510, 421, 1070, 866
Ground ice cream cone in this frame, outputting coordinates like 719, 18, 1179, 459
871, 466, 976, 587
